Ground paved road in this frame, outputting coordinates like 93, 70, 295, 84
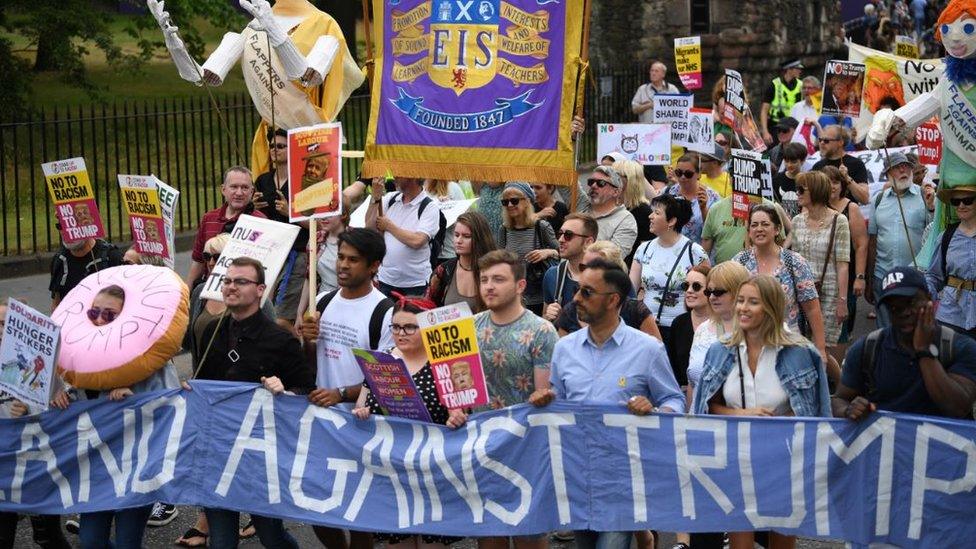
5, 253, 864, 547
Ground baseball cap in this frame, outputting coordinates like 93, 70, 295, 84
878, 266, 928, 304
592, 165, 623, 188
775, 117, 800, 132
885, 151, 912, 171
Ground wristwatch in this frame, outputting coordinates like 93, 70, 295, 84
338, 387, 349, 402
915, 344, 939, 360
856, 273, 866, 280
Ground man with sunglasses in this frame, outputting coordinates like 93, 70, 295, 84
193, 256, 313, 548
582, 166, 638, 258
811, 125, 869, 203
531, 259, 684, 549
833, 266, 976, 422
542, 213, 597, 322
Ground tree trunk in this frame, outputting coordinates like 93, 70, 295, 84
33, 30, 69, 72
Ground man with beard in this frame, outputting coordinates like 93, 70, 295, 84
833, 266, 976, 421
812, 125, 870, 203
49, 236, 124, 309
866, 152, 931, 326
582, 166, 638, 258
530, 258, 684, 549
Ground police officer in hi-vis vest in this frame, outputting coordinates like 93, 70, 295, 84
760, 59, 805, 145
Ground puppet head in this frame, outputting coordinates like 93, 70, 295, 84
936, 0, 976, 59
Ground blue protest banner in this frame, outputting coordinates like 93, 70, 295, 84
0, 381, 973, 548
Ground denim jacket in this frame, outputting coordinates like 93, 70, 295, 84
691, 342, 832, 417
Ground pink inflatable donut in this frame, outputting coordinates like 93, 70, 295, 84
51, 264, 189, 390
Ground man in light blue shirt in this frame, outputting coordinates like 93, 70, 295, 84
530, 258, 684, 549
867, 152, 931, 327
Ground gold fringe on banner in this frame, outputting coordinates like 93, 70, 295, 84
362, 160, 577, 187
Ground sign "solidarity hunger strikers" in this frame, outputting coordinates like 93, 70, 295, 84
363, 0, 586, 185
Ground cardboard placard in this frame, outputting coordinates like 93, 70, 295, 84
653, 94, 694, 147
41, 158, 106, 244
154, 176, 180, 270
915, 122, 942, 166
118, 175, 170, 261
730, 149, 773, 221
417, 303, 488, 410
821, 60, 866, 118
353, 349, 433, 422
0, 299, 59, 411
597, 123, 671, 165
200, 215, 300, 304
674, 36, 702, 90
723, 69, 746, 126
895, 35, 919, 59
686, 107, 715, 154
287, 123, 343, 222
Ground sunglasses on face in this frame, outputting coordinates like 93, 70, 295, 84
796, 186, 807, 195
202, 252, 219, 262
389, 323, 420, 335
777, 128, 793, 134
704, 288, 729, 298
587, 178, 611, 188
715, 140, 729, 146
87, 307, 118, 323
950, 195, 976, 206
271, 143, 288, 150
819, 137, 841, 143
500, 197, 523, 206
675, 169, 696, 179
577, 286, 616, 299
556, 229, 591, 241
680, 281, 704, 292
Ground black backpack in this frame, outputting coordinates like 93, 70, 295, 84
387, 192, 447, 268
316, 290, 394, 350
860, 326, 956, 400
939, 222, 959, 277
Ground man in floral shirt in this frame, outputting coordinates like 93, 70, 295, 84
475, 250, 558, 410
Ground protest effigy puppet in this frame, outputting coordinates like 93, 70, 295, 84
147, 0, 364, 176
868, 0, 976, 259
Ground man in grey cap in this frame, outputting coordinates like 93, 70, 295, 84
583, 166, 638, 258
760, 59, 804, 145
768, 116, 799, 174
698, 144, 731, 198
865, 151, 932, 326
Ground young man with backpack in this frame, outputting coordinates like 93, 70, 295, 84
833, 266, 976, 421
299, 227, 393, 549
541, 213, 597, 322
365, 176, 444, 296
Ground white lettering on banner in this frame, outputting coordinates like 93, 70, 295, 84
674, 418, 735, 519
345, 417, 411, 528
418, 424, 485, 523
217, 390, 280, 503
814, 417, 895, 536
526, 413, 575, 525
603, 414, 662, 522
12, 423, 73, 507
475, 416, 532, 526
405, 424, 427, 526
76, 410, 136, 501
290, 405, 356, 513
132, 395, 186, 493
739, 422, 806, 528
909, 423, 976, 539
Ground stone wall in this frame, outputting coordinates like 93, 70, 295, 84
587, 0, 847, 112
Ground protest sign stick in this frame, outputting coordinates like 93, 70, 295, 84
308, 218, 318, 317
567, 0, 592, 212
880, 147, 919, 269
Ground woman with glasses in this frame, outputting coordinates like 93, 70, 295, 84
791, 171, 850, 381
614, 159, 655, 266
925, 186, 976, 340
687, 261, 752, 405
664, 153, 720, 244
822, 165, 869, 346
692, 275, 831, 549
665, 264, 711, 394
630, 194, 709, 341
352, 294, 466, 549
555, 240, 662, 340
428, 211, 497, 312
497, 182, 559, 315
733, 204, 829, 365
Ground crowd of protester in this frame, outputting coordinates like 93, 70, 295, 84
2, 34, 975, 549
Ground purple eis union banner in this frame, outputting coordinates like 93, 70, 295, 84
364, 0, 585, 185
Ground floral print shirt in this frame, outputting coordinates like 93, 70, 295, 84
733, 247, 819, 329
475, 310, 557, 409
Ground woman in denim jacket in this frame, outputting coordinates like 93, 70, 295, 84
691, 274, 831, 549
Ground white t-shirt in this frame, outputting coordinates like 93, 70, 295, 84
316, 236, 339, 294
721, 342, 791, 415
378, 190, 441, 288
315, 288, 395, 391
631, 82, 681, 124
632, 236, 708, 327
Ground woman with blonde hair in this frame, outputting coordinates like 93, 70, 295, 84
692, 275, 830, 549
614, 159, 655, 265
791, 171, 850, 375
554, 241, 662, 340
497, 182, 558, 315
